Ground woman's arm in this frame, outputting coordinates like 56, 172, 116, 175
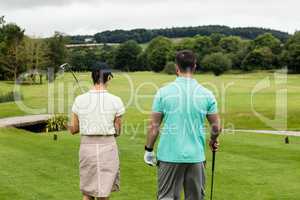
68, 112, 80, 135
114, 116, 122, 137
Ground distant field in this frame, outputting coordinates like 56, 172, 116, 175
0, 72, 299, 130
0, 72, 300, 200
66, 37, 187, 50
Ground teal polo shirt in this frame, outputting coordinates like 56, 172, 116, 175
152, 77, 218, 163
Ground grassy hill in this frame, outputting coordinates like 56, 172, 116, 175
70, 25, 290, 44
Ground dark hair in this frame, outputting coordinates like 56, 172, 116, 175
175, 50, 197, 72
91, 62, 113, 84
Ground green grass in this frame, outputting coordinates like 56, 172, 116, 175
0, 71, 300, 199
0, 128, 299, 200
0, 72, 299, 130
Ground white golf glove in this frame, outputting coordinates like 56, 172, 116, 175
144, 150, 157, 166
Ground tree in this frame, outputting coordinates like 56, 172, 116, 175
193, 35, 213, 61
201, 53, 232, 76
114, 40, 142, 71
46, 32, 67, 79
219, 36, 243, 53
210, 33, 225, 46
282, 32, 300, 73
98, 44, 116, 67
242, 47, 274, 71
137, 52, 150, 71
85, 49, 99, 70
92, 25, 289, 44
68, 48, 100, 71
228, 40, 252, 69
163, 62, 176, 75
0, 22, 25, 80
0, 16, 5, 25
146, 37, 174, 72
68, 49, 88, 71
22, 37, 50, 83
175, 38, 195, 51
254, 33, 281, 54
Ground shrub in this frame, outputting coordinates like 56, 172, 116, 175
146, 36, 174, 72
163, 62, 176, 75
0, 91, 23, 103
47, 115, 68, 132
241, 47, 274, 71
201, 53, 232, 76
114, 40, 142, 71
282, 32, 300, 73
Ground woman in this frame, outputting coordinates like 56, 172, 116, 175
68, 62, 125, 200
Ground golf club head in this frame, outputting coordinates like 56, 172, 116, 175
59, 63, 70, 71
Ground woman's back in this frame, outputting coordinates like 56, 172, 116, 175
72, 90, 125, 136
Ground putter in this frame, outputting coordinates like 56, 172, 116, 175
60, 63, 85, 93
210, 150, 216, 200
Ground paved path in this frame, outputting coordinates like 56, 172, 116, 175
224, 129, 300, 137
0, 115, 299, 137
0, 115, 52, 128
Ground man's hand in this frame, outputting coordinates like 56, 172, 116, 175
209, 139, 219, 152
144, 150, 157, 166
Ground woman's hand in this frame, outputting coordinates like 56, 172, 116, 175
114, 116, 122, 137
68, 113, 79, 135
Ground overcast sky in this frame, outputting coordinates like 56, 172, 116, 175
0, 0, 299, 37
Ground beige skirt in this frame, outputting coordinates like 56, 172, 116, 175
79, 136, 120, 197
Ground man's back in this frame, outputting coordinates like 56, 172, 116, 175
153, 77, 218, 163
144, 50, 221, 200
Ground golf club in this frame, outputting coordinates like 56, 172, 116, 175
210, 150, 216, 200
60, 63, 85, 93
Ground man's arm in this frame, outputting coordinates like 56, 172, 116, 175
68, 112, 79, 135
114, 116, 122, 137
206, 113, 222, 151
146, 112, 163, 149
144, 112, 163, 166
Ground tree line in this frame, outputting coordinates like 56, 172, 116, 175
1, 17, 300, 82
69, 32, 300, 75
70, 25, 290, 44
0, 17, 67, 81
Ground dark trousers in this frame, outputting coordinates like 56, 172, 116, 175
157, 161, 206, 200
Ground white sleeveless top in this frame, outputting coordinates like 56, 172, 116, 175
72, 90, 125, 136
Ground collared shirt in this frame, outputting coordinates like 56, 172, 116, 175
72, 90, 125, 136
152, 77, 218, 163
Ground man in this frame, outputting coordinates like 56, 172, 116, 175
144, 50, 221, 200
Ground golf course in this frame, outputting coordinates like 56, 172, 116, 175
0, 72, 299, 200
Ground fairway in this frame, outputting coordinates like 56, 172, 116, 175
0, 129, 300, 200
0, 72, 300, 199
0, 72, 299, 130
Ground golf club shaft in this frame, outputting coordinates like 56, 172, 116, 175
210, 151, 216, 200
70, 69, 85, 94
61, 63, 85, 94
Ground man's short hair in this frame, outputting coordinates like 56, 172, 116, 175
91, 62, 113, 84
175, 50, 197, 72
